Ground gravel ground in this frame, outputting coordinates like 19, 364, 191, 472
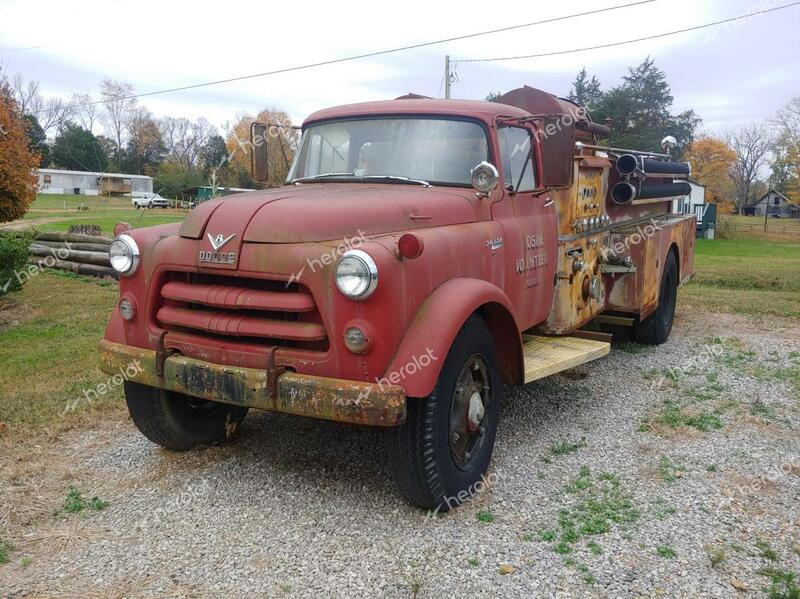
1, 308, 799, 598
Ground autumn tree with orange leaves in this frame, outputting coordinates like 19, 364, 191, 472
684, 136, 737, 213
0, 93, 39, 223
225, 109, 298, 189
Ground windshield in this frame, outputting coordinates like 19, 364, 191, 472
287, 118, 489, 186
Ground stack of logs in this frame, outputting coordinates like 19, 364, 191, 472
29, 232, 117, 279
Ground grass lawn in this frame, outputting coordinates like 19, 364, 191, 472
0, 270, 124, 433
10, 193, 187, 236
679, 238, 800, 319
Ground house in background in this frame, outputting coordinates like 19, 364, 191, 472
671, 179, 716, 238
748, 189, 799, 218
37, 168, 153, 196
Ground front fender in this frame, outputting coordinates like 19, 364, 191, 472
384, 278, 523, 398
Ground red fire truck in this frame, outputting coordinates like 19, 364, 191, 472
100, 86, 695, 510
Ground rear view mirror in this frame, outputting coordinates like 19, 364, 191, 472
537, 116, 575, 188
251, 122, 268, 183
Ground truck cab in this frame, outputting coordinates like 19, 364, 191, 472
100, 87, 695, 511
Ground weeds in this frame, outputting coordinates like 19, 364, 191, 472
0, 539, 13, 565
476, 510, 495, 524
550, 468, 637, 555
550, 437, 587, 456
658, 456, 684, 483
656, 545, 677, 558
757, 541, 779, 562
759, 568, 800, 599
63, 487, 109, 515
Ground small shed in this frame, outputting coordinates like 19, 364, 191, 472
751, 189, 799, 218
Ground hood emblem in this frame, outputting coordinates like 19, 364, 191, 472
208, 233, 236, 251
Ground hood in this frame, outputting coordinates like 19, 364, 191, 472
178, 184, 478, 244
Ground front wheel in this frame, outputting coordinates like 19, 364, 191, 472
386, 315, 501, 511
124, 382, 248, 451
634, 250, 678, 345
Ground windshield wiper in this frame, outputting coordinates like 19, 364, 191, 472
363, 175, 431, 187
291, 172, 355, 184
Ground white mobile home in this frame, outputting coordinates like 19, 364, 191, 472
37, 169, 153, 196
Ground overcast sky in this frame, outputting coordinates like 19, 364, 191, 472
0, 0, 798, 139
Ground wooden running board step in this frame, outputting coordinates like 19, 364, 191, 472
522, 335, 611, 384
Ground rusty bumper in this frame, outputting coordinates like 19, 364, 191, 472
98, 340, 407, 426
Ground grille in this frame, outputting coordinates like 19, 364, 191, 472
156, 272, 328, 351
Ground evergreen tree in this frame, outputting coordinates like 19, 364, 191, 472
567, 68, 603, 109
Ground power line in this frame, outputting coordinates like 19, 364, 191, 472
455, 1, 800, 63
45, 0, 656, 113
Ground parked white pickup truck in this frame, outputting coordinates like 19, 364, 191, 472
132, 193, 170, 209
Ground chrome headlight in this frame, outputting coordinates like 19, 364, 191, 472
109, 234, 140, 276
335, 249, 378, 300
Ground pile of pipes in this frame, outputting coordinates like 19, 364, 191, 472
29, 232, 117, 279
610, 154, 692, 205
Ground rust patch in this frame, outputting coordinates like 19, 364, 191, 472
98, 340, 406, 427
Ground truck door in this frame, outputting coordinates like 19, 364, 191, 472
495, 125, 558, 331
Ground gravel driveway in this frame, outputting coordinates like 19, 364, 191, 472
2, 309, 799, 598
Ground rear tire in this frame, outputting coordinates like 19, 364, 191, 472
634, 250, 678, 345
386, 315, 501, 511
124, 381, 248, 451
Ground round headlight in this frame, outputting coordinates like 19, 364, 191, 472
335, 249, 378, 300
109, 234, 140, 276
470, 161, 499, 193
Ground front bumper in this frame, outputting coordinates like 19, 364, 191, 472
98, 340, 407, 426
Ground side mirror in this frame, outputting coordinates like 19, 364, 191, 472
537, 116, 574, 188
251, 122, 268, 183
471, 161, 499, 196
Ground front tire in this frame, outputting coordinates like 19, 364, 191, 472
634, 250, 678, 345
124, 381, 248, 451
386, 315, 501, 511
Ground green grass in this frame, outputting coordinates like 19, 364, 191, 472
641, 400, 724, 433
9, 193, 187, 237
757, 541, 779, 562
0, 270, 122, 432
679, 238, 800, 319
476, 510, 495, 523
467, 557, 479, 568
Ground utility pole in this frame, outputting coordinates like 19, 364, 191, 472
444, 55, 451, 99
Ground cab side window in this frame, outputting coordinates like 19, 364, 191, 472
498, 127, 536, 192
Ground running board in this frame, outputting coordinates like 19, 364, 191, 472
522, 335, 611, 383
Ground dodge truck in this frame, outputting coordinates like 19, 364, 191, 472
99, 86, 696, 511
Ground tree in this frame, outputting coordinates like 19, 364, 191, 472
591, 58, 701, 155
770, 97, 800, 201
683, 136, 737, 211
0, 96, 39, 222
485, 91, 502, 102
124, 107, 165, 175
225, 108, 298, 188
153, 159, 205, 199
100, 79, 136, 169
51, 124, 109, 172
727, 124, 773, 214
567, 67, 603, 109
23, 114, 49, 167
160, 116, 212, 168
71, 93, 100, 133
